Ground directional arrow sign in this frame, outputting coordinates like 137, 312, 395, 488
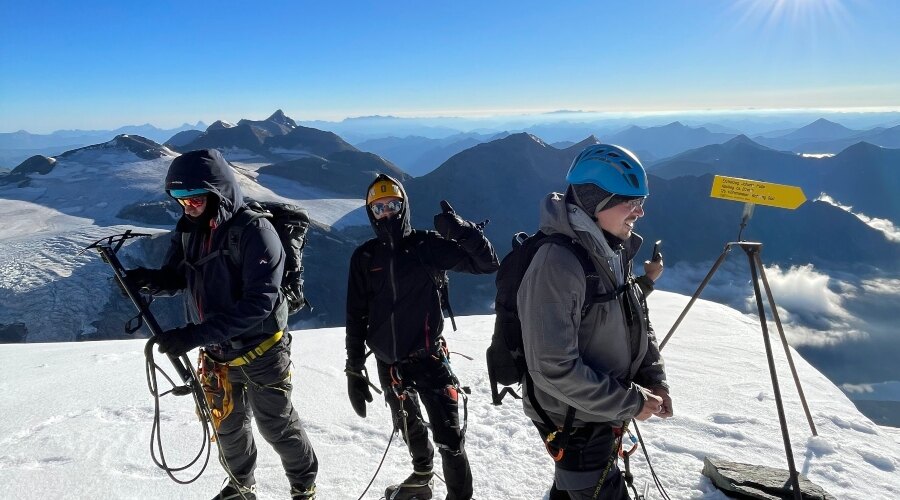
710, 175, 807, 209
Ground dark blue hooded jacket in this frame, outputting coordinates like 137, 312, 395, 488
155, 149, 287, 360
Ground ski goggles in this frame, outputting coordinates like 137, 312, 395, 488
169, 188, 210, 207
370, 199, 403, 217
174, 195, 208, 208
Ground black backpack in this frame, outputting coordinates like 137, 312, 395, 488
223, 201, 311, 314
487, 231, 625, 405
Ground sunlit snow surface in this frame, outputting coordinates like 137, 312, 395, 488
1, 295, 898, 499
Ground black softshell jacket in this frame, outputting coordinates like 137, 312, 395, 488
345, 176, 499, 365
151, 149, 287, 360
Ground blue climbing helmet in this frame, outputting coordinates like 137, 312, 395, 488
566, 144, 649, 197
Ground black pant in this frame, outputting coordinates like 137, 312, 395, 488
216, 335, 318, 490
377, 355, 473, 500
535, 422, 629, 500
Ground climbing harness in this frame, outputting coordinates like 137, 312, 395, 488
198, 350, 234, 434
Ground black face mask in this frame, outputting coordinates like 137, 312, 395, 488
372, 214, 406, 244
183, 195, 218, 228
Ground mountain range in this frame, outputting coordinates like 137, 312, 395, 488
753, 118, 900, 153
2, 121, 898, 338
0, 122, 206, 170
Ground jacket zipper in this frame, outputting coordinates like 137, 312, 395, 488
388, 237, 399, 361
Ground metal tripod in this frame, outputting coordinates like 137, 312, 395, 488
658, 239, 817, 500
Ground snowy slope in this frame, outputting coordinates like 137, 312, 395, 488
1, 292, 897, 499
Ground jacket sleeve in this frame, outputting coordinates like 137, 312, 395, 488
422, 229, 499, 275
633, 292, 668, 390
635, 274, 655, 297
345, 245, 370, 368
519, 244, 645, 422
191, 221, 284, 344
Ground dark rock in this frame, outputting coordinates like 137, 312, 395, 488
116, 200, 179, 225
702, 457, 835, 499
0, 322, 28, 343
11, 155, 56, 175
165, 129, 204, 148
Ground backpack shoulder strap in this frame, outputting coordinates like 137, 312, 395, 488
536, 233, 622, 317
223, 206, 268, 267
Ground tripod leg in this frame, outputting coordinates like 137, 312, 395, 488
659, 245, 731, 351
745, 247, 802, 500
754, 252, 818, 437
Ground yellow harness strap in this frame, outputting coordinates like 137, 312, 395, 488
227, 330, 284, 367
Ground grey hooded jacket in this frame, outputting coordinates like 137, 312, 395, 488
518, 192, 667, 428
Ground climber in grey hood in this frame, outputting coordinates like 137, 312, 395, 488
518, 144, 670, 499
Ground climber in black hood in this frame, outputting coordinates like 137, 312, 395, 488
124, 149, 319, 500
345, 174, 499, 500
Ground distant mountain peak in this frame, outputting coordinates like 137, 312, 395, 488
835, 141, 883, 158
800, 118, 850, 131
267, 109, 297, 127
498, 132, 549, 148
60, 134, 175, 160
208, 120, 236, 131
779, 118, 855, 140
570, 135, 601, 150
724, 134, 763, 148
810, 117, 838, 126
9, 155, 57, 176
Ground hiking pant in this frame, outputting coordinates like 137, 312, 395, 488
216, 334, 318, 490
534, 422, 629, 500
377, 355, 473, 500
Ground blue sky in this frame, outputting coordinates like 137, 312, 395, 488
2, 0, 899, 133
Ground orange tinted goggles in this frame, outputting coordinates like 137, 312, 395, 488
175, 195, 207, 208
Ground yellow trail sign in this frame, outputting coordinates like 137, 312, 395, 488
710, 175, 806, 209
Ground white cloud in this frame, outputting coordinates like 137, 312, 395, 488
658, 262, 868, 347
755, 264, 852, 321
842, 383, 874, 394
817, 193, 900, 242
861, 277, 900, 295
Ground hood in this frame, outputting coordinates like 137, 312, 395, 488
538, 192, 643, 264
366, 173, 412, 243
165, 149, 243, 229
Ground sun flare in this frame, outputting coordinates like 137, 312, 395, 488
733, 0, 851, 30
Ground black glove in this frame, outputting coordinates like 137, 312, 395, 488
124, 267, 159, 294
346, 363, 374, 418
434, 200, 477, 241
155, 325, 205, 357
